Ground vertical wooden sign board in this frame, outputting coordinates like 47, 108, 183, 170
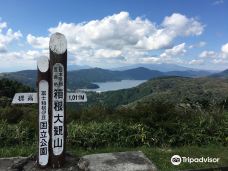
49, 33, 67, 168
37, 56, 50, 167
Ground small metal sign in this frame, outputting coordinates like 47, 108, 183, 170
67, 92, 87, 102
12, 93, 37, 104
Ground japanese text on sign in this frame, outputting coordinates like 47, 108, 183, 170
52, 63, 64, 155
39, 80, 49, 166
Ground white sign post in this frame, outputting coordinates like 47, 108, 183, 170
37, 56, 50, 167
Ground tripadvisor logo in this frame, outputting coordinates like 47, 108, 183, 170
171, 155, 220, 165
171, 155, 182, 165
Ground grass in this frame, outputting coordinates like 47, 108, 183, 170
0, 144, 227, 171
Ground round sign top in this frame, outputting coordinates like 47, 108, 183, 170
37, 56, 49, 73
49, 33, 67, 54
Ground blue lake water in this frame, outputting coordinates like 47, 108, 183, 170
85, 80, 147, 92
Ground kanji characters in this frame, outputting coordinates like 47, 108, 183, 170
54, 113, 63, 123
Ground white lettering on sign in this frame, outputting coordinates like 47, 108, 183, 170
67, 92, 87, 102
39, 80, 49, 166
12, 93, 37, 104
52, 63, 64, 155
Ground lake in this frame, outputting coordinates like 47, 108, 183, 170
84, 80, 147, 92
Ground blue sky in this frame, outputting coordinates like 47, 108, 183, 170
0, 0, 227, 72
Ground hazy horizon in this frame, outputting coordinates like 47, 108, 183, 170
0, 63, 223, 73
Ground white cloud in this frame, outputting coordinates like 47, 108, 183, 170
0, 12, 206, 71
221, 43, 228, 58
160, 43, 186, 59
212, 59, 224, 64
0, 20, 22, 53
48, 11, 158, 51
196, 43, 228, 66
212, 0, 224, 5
0, 49, 48, 71
189, 41, 206, 49
141, 57, 161, 63
199, 50, 217, 58
95, 49, 122, 58
26, 11, 204, 66
162, 13, 204, 36
0, 21, 7, 31
189, 59, 204, 65
27, 34, 49, 49
198, 41, 207, 47
0, 44, 7, 53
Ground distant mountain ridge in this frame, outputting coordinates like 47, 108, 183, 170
68, 64, 91, 71
209, 69, 228, 78
0, 67, 215, 90
112, 63, 205, 72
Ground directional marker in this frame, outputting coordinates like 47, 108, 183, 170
12, 92, 87, 104
12, 93, 37, 104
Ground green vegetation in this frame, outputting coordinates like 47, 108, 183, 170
0, 77, 228, 170
1, 110, 227, 147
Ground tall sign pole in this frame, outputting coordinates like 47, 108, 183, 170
37, 56, 50, 168
49, 33, 67, 168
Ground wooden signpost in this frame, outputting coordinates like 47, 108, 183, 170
49, 33, 67, 168
12, 32, 87, 168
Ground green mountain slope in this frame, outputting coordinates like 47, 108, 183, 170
210, 69, 228, 78
94, 76, 228, 108
0, 78, 33, 107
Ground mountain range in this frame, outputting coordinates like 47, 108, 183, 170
0, 67, 218, 90
209, 69, 228, 78
111, 63, 219, 72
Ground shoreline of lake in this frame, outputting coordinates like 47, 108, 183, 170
80, 79, 147, 92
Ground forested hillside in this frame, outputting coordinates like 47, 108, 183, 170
88, 76, 228, 109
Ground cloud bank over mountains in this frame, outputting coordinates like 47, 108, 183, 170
0, 11, 227, 71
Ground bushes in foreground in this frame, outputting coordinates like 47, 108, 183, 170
0, 115, 227, 148
67, 117, 228, 148
1, 97, 227, 148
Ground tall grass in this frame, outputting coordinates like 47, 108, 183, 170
0, 114, 227, 148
